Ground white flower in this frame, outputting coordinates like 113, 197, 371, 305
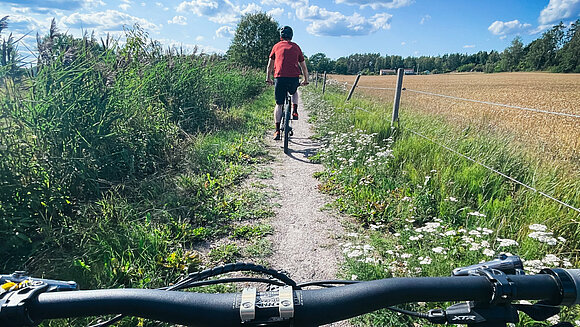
467, 211, 486, 217
528, 232, 557, 246
347, 232, 358, 237
469, 242, 482, 251
400, 253, 413, 259
542, 254, 560, 265
483, 248, 495, 257
445, 230, 457, 236
547, 314, 560, 325
347, 249, 363, 258
497, 238, 519, 247
419, 256, 432, 265
351, 274, 358, 280
529, 224, 547, 232
432, 247, 447, 254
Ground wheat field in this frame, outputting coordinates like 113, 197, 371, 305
330, 72, 580, 164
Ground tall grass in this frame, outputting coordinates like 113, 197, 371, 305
305, 86, 580, 326
0, 21, 271, 297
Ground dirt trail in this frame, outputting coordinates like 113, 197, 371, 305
262, 91, 351, 326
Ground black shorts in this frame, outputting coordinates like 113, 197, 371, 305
274, 77, 299, 105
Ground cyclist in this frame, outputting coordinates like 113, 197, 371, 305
266, 25, 309, 140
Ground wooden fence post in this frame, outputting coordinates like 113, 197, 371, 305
391, 68, 404, 125
346, 73, 361, 101
322, 71, 327, 95
315, 71, 319, 88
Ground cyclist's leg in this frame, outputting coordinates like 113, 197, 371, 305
288, 78, 300, 120
273, 78, 288, 140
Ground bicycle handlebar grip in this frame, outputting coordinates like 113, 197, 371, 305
564, 269, 580, 305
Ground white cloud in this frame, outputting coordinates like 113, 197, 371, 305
488, 20, 532, 36
463, 44, 475, 48
168, 16, 187, 25
297, 6, 392, 37
267, 7, 284, 17
59, 10, 159, 32
215, 25, 235, 38
119, 3, 131, 10
420, 14, 430, 24
1, 0, 104, 13
241, 3, 262, 14
177, 0, 240, 24
538, 0, 580, 25
401, 41, 406, 45
196, 35, 204, 41
261, 0, 307, 9
334, 0, 413, 9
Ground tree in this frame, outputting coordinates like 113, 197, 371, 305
309, 52, 333, 72
227, 12, 279, 69
558, 19, 580, 72
500, 37, 525, 71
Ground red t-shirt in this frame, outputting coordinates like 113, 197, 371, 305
269, 41, 305, 78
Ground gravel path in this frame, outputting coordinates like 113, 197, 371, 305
262, 91, 352, 326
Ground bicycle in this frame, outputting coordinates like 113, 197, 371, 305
281, 91, 294, 154
1, 254, 579, 327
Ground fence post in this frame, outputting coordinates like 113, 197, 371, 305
346, 73, 361, 101
315, 71, 319, 88
391, 68, 404, 125
322, 71, 327, 95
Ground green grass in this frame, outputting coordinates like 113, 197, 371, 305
0, 23, 283, 326
304, 86, 580, 326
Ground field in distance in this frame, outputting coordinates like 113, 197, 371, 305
330, 72, 580, 165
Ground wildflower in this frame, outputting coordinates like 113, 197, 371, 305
547, 314, 560, 325
419, 256, 432, 265
445, 230, 457, 236
469, 242, 481, 251
363, 244, 375, 253
483, 248, 495, 257
523, 259, 544, 274
351, 274, 358, 280
467, 211, 486, 217
347, 249, 363, 258
424, 176, 431, 185
497, 238, 519, 247
400, 253, 412, 259
432, 247, 447, 254
347, 232, 358, 237
529, 224, 547, 232
469, 230, 481, 237
542, 254, 560, 266
409, 235, 423, 241
528, 232, 557, 246
369, 223, 381, 230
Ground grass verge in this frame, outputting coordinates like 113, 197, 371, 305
303, 84, 580, 326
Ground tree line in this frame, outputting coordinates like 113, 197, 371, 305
306, 20, 580, 75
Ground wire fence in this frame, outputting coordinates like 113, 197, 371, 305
354, 85, 580, 119
337, 74, 580, 215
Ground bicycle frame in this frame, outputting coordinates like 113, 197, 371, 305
281, 93, 293, 154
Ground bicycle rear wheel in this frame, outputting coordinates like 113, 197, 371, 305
283, 100, 291, 154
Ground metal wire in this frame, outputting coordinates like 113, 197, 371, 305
406, 128, 580, 214
355, 85, 580, 119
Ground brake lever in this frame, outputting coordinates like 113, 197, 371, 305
1, 271, 77, 293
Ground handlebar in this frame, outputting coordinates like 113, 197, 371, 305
2, 269, 578, 327
2, 255, 580, 327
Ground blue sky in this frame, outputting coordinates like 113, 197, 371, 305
2, 0, 580, 62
